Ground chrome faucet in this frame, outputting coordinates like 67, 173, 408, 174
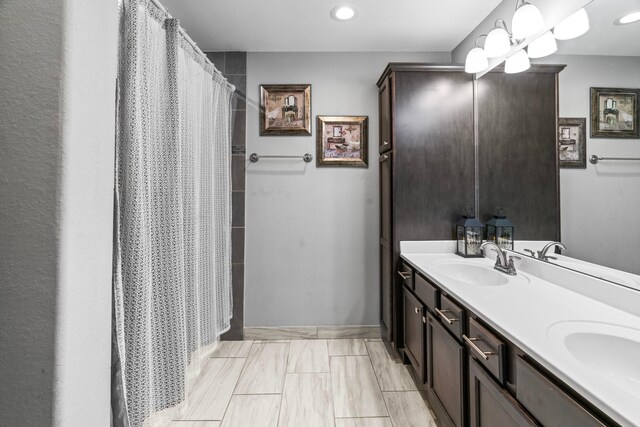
480, 241, 520, 275
538, 241, 566, 261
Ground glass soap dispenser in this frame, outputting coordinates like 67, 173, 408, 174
456, 207, 484, 258
486, 207, 515, 251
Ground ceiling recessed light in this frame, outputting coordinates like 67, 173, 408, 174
330, 5, 358, 21
615, 11, 640, 25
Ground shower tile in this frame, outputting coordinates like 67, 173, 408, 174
212, 340, 253, 358
222, 262, 244, 341
234, 342, 289, 394
228, 75, 246, 111
286, 340, 329, 373
232, 155, 245, 190
180, 358, 245, 420
225, 51, 247, 75
232, 113, 246, 147
205, 51, 225, 73
221, 394, 280, 427
278, 373, 334, 427
366, 341, 416, 392
327, 339, 368, 356
232, 191, 245, 227
232, 228, 244, 264
383, 391, 437, 427
330, 356, 387, 418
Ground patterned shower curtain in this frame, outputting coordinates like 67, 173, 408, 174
112, 1, 234, 425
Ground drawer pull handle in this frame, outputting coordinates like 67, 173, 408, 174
397, 271, 411, 280
435, 308, 457, 325
463, 335, 495, 361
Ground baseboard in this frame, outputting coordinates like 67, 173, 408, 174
243, 325, 381, 340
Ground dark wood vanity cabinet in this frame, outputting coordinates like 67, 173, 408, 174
403, 288, 425, 382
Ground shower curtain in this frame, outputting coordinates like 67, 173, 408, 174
113, 1, 234, 425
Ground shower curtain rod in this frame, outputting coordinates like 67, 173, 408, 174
148, 0, 234, 91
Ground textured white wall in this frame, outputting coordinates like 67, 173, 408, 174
0, 0, 118, 425
542, 55, 640, 274
244, 51, 451, 327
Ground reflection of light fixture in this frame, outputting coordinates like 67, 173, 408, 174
615, 11, 640, 25
527, 31, 557, 58
512, 1, 544, 39
505, 49, 530, 74
465, 35, 489, 73
330, 5, 358, 21
485, 19, 512, 58
554, 8, 589, 40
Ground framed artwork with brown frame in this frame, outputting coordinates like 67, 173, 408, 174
590, 87, 639, 139
558, 117, 587, 169
316, 116, 368, 167
259, 84, 311, 136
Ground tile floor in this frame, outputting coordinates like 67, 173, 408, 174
168, 339, 437, 427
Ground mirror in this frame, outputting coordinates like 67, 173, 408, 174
512, 0, 640, 288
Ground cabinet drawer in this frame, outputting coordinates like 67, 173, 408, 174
414, 273, 438, 310
464, 318, 506, 384
398, 262, 413, 290
435, 294, 465, 340
516, 356, 607, 427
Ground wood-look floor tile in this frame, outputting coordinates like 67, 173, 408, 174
212, 341, 253, 358
221, 394, 281, 427
327, 339, 368, 356
168, 422, 221, 427
180, 358, 245, 420
330, 356, 388, 418
234, 342, 288, 394
366, 341, 416, 391
318, 326, 380, 339
287, 340, 329, 373
334, 418, 393, 427
278, 373, 334, 427
384, 391, 437, 427
244, 326, 317, 340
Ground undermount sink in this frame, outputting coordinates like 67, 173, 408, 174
432, 262, 510, 286
547, 321, 640, 398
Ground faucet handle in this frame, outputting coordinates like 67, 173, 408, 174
491, 248, 504, 266
506, 255, 521, 275
523, 249, 535, 257
509, 255, 521, 261
543, 255, 557, 261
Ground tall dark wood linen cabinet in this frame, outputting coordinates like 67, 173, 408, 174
377, 64, 563, 357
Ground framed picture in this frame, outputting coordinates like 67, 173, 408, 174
558, 117, 587, 169
259, 84, 311, 136
316, 116, 368, 167
590, 87, 639, 139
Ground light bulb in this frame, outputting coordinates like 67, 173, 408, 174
465, 47, 489, 73
527, 31, 557, 58
554, 8, 589, 40
330, 6, 357, 21
616, 11, 640, 25
505, 49, 530, 74
484, 27, 511, 58
512, 3, 545, 39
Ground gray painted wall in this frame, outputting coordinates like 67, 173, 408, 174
0, 0, 118, 425
244, 51, 450, 327
538, 54, 640, 274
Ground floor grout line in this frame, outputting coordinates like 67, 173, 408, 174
365, 343, 394, 426
219, 341, 253, 424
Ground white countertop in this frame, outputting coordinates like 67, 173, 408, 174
400, 242, 640, 427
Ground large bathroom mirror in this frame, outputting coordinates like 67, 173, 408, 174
512, 0, 640, 286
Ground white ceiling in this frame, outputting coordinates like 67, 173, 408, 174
160, 0, 503, 52
556, 0, 640, 56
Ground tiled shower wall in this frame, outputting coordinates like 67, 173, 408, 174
206, 51, 246, 340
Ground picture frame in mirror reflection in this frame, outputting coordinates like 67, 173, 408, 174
590, 87, 640, 139
259, 84, 311, 136
316, 116, 368, 167
558, 117, 587, 169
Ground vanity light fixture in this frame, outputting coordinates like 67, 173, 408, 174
512, 1, 544, 40
484, 19, 512, 58
615, 11, 640, 25
504, 49, 530, 74
553, 8, 590, 40
464, 35, 489, 73
527, 31, 557, 58
330, 5, 358, 21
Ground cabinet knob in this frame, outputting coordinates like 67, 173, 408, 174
382, 140, 389, 146
414, 307, 421, 314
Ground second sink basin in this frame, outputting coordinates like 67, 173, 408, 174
432, 262, 510, 286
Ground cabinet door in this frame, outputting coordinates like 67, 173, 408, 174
379, 76, 392, 153
469, 357, 538, 427
428, 313, 465, 427
380, 244, 392, 342
403, 289, 425, 382
380, 152, 391, 243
